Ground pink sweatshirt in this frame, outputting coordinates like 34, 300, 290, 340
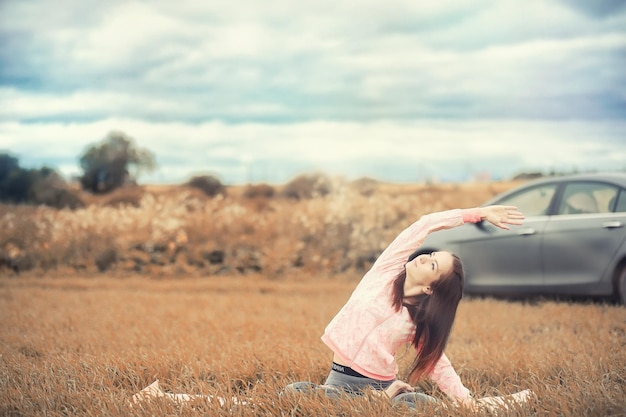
321, 208, 482, 401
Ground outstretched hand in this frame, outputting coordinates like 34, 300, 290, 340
479, 205, 525, 230
475, 389, 535, 412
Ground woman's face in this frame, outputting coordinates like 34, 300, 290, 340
405, 251, 454, 289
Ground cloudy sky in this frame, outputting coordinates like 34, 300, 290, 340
1, 0, 625, 185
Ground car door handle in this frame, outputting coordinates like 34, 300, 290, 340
517, 228, 536, 236
603, 221, 623, 229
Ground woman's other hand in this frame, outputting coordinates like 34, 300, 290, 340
384, 380, 415, 399
479, 205, 525, 230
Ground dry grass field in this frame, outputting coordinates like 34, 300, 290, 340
1, 179, 625, 416
0, 178, 523, 278
1, 276, 625, 416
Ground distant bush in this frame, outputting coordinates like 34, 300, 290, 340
243, 183, 275, 199
0, 241, 34, 274
37, 188, 85, 210
281, 173, 333, 200
100, 186, 144, 208
187, 175, 227, 197
0, 154, 37, 204
0, 153, 84, 209
0, 204, 40, 274
512, 172, 544, 181
29, 171, 85, 209
350, 177, 379, 197
95, 247, 118, 272
0, 153, 19, 182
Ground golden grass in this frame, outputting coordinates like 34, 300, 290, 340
1, 275, 625, 416
0, 180, 525, 277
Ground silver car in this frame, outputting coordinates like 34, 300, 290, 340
412, 173, 626, 304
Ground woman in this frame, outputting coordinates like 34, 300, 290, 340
285, 205, 525, 408
133, 205, 530, 410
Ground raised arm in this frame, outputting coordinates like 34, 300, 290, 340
374, 205, 524, 274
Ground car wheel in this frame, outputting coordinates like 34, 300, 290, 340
618, 266, 626, 306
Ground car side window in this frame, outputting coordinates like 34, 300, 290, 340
497, 184, 556, 216
557, 182, 618, 215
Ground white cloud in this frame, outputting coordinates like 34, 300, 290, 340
72, 3, 188, 69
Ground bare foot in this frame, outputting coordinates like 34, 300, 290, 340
130, 380, 164, 406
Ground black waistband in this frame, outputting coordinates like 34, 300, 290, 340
331, 362, 366, 378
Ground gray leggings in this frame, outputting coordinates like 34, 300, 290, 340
283, 370, 437, 410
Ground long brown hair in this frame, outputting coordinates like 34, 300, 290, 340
391, 252, 464, 383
